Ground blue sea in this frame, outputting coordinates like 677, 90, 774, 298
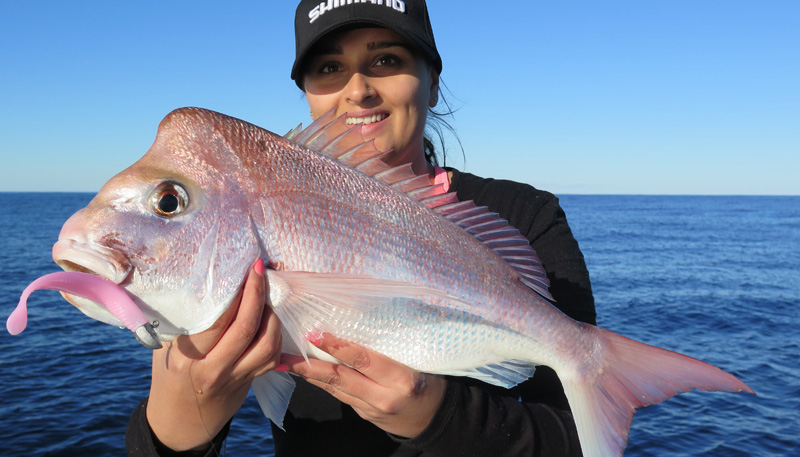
0, 192, 798, 456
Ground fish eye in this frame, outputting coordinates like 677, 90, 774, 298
150, 181, 189, 217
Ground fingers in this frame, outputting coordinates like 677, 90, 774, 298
282, 334, 421, 400
171, 258, 282, 382
280, 338, 447, 438
147, 259, 284, 451
206, 259, 269, 371
236, 298, 282, 377
281, 354, 378, 411
313, 333, 416, 388
175, 285, 243, 360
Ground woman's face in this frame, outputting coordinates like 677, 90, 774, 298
302, 28, 439, 175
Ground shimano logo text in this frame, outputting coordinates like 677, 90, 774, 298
309, 0, 406, 24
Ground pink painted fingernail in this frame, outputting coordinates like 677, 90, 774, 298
307, 333, 322, 347
274, 364, 289, 372
253, 258, 264, 276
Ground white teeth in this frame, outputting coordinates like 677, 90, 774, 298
346, 113, 388, 126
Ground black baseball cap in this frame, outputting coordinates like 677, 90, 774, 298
291, 0, 442, 88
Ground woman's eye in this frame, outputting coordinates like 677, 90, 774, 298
149, 181, 189, 217
375, 55, 401, 68
319, 62, 342, 74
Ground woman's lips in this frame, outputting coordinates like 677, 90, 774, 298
346, 112, 389, 137
345, 112, 388, 126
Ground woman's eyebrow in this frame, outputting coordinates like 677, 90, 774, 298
310, 41, 408, 57
309, 45, 343, 56
367, 41, 408, 51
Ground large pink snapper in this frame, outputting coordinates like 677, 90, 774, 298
8, 108, 753, 457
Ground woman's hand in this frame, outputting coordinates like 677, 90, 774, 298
282, 334, 447, 438
145, 259, 283, 451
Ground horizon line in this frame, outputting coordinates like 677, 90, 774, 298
1, 190, 797, 197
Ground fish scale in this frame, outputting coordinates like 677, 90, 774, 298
9, 107, 754, 457
257, 166, 526, 310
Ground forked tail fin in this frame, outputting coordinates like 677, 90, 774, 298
561, 327, 755, 457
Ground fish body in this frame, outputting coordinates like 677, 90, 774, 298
22, 108, 752, 457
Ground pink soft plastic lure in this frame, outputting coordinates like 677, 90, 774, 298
7, 272, 161, 349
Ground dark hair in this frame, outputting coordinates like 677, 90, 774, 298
424, 78, 463, 167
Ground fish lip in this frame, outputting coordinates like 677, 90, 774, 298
51, 240, 162, 349
52, 239, 132, 284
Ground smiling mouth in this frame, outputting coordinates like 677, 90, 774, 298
346, 113, 388, 126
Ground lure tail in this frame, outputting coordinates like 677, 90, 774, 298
561, 326, 754, 457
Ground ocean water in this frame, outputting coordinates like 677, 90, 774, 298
0, 192, 797, 456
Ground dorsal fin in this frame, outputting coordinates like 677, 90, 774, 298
284, 110, 438, 199
284, 123, 303, 139
284, 109, 338, 145
437, 202, 552, 299
284, 111, 553, 300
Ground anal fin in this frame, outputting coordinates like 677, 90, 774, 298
437, 360, 537, 388
251, 370, 296, 429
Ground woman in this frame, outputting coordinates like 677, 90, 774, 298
127, 1, 595, 455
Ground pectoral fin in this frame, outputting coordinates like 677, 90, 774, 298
265, 270, 472, 363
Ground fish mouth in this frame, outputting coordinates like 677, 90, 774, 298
53, 239, 132, 285
50, 239, 162, 349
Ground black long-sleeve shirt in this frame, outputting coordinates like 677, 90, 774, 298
127, 169, 595, 457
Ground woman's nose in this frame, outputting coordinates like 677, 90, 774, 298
345, 73, 375, 105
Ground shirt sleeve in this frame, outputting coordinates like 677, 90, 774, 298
396, 169, 595, 456
401, 378, 583, 457
126, 397, 230, 457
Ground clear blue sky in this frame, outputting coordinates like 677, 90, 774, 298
1, 1, 797, 195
